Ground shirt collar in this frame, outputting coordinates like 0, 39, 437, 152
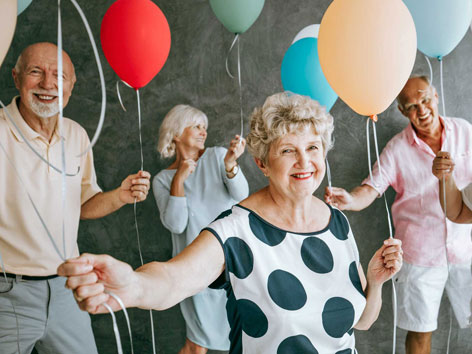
405, 116, 449, 147
4, 96, 61, 144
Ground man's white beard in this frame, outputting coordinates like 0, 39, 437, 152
28, 92, 60, 119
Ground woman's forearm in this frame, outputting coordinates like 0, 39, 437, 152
354, 283, 382, 330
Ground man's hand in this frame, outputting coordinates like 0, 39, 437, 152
58, 254, 140, 314
432, 151, 454, 181
224, 135, 246, 171
119, 170, 151, 204
324, 186, 354, 210
366, 238, 403, 286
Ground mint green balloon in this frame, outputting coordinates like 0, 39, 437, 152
209, 0, 265, 34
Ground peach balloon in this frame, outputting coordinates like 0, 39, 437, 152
0, 0, 17, 69
318, 0, 417, 118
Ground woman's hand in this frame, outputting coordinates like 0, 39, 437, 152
366, 238, 402, 287
224, 135, 246, 171
58, 254, 140, 314
432, 151, 455, 181
175, 158, 197, 181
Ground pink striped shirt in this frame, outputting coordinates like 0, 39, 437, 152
363, 117, 472, 267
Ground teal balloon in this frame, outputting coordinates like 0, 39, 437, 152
403, 0, 472, 58
281, 38, 337, 111
17, 0, 32, 15
209, 0, 265, 34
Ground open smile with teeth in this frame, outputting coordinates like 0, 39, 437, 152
34, 93, 57, 102
291, 172, 313, 180
418, 112, 430, 120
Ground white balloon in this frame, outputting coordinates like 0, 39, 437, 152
291, 24, 320, 44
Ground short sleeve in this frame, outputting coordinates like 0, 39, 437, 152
361, 143, 396, 197
462, 183, 472, 212
336, 208, 360, 264
80, 133, 102, 204
203, 208, 237, 289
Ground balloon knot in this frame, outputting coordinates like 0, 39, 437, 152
369, 114, 378, 123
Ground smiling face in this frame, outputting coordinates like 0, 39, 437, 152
176, 121, 208, 151
258, 128, 325, 200
12, 43, 76, 119
398, 77, 441, 136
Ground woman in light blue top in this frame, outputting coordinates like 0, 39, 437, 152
152, 104, 249, 354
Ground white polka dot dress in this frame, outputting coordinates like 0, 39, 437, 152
205, 204, 366, 354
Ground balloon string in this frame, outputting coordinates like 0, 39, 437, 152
225, 34, 239, 79
438, 56, 452, 354
0, 100, 79, 176
58, 0, 67, 259
443, 174, 452, 354
237, 35, 244, 140
225, 34, 244, 141
135, 89, 157, 354
366, 117, 397, 353
69, 0, 107, 158
439, 57, 446, 119
325, 156, 332, 194
107, 292, 134, 354
424, 55, 433, 88
371, 121, 393, 239
102, 303, 124, 354
137, 90, 144, 172
116, 81, 128, 112
391, 282, 397, 354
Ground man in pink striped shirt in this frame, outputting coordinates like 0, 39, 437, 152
326, 76, 472, 354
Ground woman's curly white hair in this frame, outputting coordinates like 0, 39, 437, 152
246, 92, 334, 163
157, 104, 208, 159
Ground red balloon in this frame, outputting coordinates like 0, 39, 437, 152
101, 0, 171, 89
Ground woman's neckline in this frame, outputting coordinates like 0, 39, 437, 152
235, 203, 334, 236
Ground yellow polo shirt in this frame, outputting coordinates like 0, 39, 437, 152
0, 97, 102, 276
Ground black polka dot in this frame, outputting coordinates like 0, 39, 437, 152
225, 237, 254, 279
335, 349, 352, 354
249, 213, 286, 246
329, 209, 349, 240
268, 270, 307, 310
322, 297, 355, 338
213, 209, 232, 222
301, 237, 334, 274
349, 261, 365, 297
238, 299, 268, 338
277, 335, 318, 354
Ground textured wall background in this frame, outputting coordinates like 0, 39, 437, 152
1, 0, 471, 353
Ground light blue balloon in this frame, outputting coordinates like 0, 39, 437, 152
18, 0, 33, 15
281, 38, 337, 111
403, 0, 472, 58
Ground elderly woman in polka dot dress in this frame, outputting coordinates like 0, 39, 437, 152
59, 93, 403, 354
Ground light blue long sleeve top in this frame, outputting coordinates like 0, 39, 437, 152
152, 146, 249, 350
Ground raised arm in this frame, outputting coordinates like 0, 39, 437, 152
58, 230, 225, 313
354, 238, 402, 330
432, 151, 472, 223
325, 184, 379, 211
222, 136, 249, 201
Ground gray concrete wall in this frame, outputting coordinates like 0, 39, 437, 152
1, 0, 471, 353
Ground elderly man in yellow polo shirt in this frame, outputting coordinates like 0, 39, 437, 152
0, 42, 150, 353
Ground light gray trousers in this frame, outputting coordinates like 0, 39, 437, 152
0, 275, 98, 354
